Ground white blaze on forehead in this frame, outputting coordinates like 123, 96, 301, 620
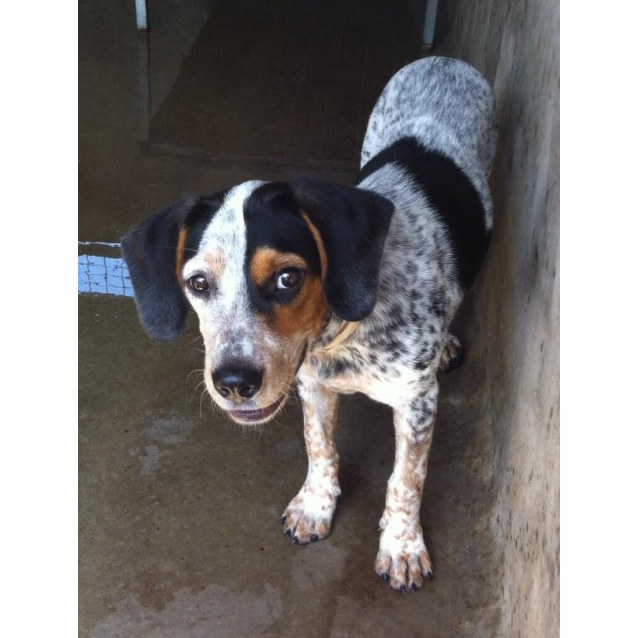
182, 181, 264, 358
182, 180, 263, 289
199, 179, 263, 252
200, 180, 263, 245
198, 182, 260, 312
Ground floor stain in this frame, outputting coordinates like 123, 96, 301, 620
143, 416, 194, 446
91, 584, 283, 638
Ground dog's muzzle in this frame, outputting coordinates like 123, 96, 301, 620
211, 362, 286, 424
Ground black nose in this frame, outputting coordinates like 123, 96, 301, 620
212, 365, 263, 400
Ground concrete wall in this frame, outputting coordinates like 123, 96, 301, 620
436, 1, 560, 636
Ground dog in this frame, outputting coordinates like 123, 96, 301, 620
122, 56, 497, 592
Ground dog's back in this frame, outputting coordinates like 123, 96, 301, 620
361, 56, 497, 228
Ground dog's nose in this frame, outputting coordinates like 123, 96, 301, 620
212, 365, 263, 400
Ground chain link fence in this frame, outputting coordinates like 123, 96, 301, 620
78, 243, 133, 297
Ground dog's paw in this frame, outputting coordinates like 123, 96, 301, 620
438, 333, 465, 372
281, 484, 339, 545
374, 524, 433, 592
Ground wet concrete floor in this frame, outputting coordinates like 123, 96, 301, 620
79, 1, 501, 635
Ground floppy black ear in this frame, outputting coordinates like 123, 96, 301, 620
121, 194, 200, 341
291, 179, 394, 321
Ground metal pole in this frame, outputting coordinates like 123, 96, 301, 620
422, 0, 439, 50
135, 0, 148, 32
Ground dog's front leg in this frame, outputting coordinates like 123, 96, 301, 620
281, 371, 340, 544
375, 381, 438, 591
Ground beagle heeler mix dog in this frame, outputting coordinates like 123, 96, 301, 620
122, 57, 497, 592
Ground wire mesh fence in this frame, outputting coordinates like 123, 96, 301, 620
78, 251, 134, 298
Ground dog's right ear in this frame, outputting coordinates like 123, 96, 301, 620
121, 194, 200, 341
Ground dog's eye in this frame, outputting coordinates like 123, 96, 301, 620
276, 269, 302, 290
188, 274, 210, 293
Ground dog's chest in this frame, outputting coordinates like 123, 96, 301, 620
325, 367, 422, 406
302, 342, 428, 408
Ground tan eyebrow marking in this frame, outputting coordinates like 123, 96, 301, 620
250, 247, 309, 287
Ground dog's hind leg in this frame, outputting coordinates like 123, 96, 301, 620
281, 374, 340, 544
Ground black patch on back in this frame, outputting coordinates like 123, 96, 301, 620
357, 136, 490, 288
243, 183, 321, 314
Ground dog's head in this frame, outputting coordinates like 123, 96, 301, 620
122, 179, 393, 424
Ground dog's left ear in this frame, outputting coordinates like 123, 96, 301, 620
121, 194, 201, 341
291, 179, 394, 321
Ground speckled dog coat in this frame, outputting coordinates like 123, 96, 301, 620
122, 56, 498, 592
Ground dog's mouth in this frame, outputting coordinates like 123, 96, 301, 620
228, 395, 286, 424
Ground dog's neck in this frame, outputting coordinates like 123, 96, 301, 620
305, 306, 362, 359
311, 320, 359, 356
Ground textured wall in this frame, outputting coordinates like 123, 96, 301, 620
436, 1, 560, 636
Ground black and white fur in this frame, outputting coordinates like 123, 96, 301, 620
122, 56, 497, 593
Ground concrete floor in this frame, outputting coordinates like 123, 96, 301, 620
79, 1, 559, 636
79, 290, 499, 636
